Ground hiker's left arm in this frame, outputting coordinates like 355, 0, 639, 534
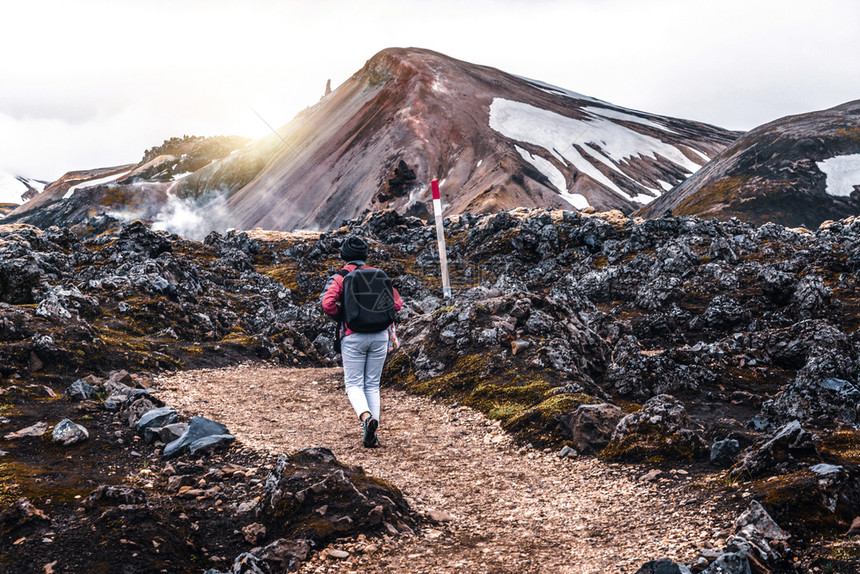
393, 287, 403, 312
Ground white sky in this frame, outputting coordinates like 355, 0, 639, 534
1, 0, 858, 180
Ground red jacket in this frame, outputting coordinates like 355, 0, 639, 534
321, 263, 403, 337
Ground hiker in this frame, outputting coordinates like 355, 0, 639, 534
320, 236, 402, 448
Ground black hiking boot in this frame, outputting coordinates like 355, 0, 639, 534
362, 417, 378, 448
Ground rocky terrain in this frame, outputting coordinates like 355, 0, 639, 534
2, 207, 860, 571
640, 100, 860, 228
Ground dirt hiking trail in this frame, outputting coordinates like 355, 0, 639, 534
155, 364, 734, 574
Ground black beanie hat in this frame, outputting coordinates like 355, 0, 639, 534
340, 236, 368, 261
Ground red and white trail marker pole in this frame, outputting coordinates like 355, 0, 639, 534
431, 178, 452, 299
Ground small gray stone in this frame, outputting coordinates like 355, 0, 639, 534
557, 445, 576, 458
734, 499, 790, 541
51, 419, 89, 446
157, 423, 188, 444
64, 379, 95, 401
809, 463, 843, 476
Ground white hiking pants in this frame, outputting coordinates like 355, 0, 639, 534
341, 331, 388, 422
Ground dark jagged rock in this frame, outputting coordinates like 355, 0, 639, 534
710, 438, 741, 467
562, 403, 624, 454
135, 406, 179, 439
63, 378, 96, 401
163, 416, 234, 459
51, 418, 89, 445
0, 498, 49, 542
82, 484, 147, 511
731, 421, 817, 479
256, 447, 415, 548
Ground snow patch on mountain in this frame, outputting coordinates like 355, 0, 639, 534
0, 172, 24, 204
514, 145, 589, 209
0, 171, 44, 204
817, 154, 860, 197
63, 169, 135, 199
488, 98, 703, 200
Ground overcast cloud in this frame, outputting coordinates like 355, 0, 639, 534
1, 0, 858, 180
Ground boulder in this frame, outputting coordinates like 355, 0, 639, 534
136, 406, 179, 442
157, 422, 188, 444
256, 447, 414, 543
702, 552, 752, 574
563, 403, 624, 453
63, 378, 96, 401
731, 421, 816, 479
762, 348, 860, 427
602, 394, 707, 463
51, 418, 89, 445
710, 439, 741, 467
734, 500, 790, 541
252, 538, 312, 573
125, 397, 157, 427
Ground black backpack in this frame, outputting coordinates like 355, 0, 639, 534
338, 266, 396, 333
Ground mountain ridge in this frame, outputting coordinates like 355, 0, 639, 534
639, 99, 860, 227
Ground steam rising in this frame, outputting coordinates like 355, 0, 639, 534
151, 191, 231, 240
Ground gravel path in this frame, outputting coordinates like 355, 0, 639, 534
154, 364, 733, 574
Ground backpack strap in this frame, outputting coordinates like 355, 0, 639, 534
337, 269, 350, 277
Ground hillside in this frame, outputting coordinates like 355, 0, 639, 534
639, 100, 860, 227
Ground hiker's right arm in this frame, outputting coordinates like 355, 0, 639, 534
321, 275, 344, 317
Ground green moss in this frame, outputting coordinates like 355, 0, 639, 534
819, 430, 860, 465
383, 351, 582, 445
675, 175, 750, 216
502, 393, 598, 446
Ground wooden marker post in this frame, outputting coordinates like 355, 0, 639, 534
431, 178, 452, 299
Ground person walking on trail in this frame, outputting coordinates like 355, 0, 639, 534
320, 236, 403, 448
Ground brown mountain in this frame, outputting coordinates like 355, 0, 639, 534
179, 47, 739, 231
638, 100, 860, 228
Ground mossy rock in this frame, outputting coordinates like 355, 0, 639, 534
502, 393, 599, 446
599, 421, 707, 464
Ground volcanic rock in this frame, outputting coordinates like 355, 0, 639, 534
731, 421, 817, 479
602, 394, 707, 463
562, 403, 624, 454
256, 447, 414, 542
163, 416, 235, 459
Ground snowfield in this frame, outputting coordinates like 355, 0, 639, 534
817, 153, 860, 197
488, 98, 705, 202
0, 171, 44, 204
